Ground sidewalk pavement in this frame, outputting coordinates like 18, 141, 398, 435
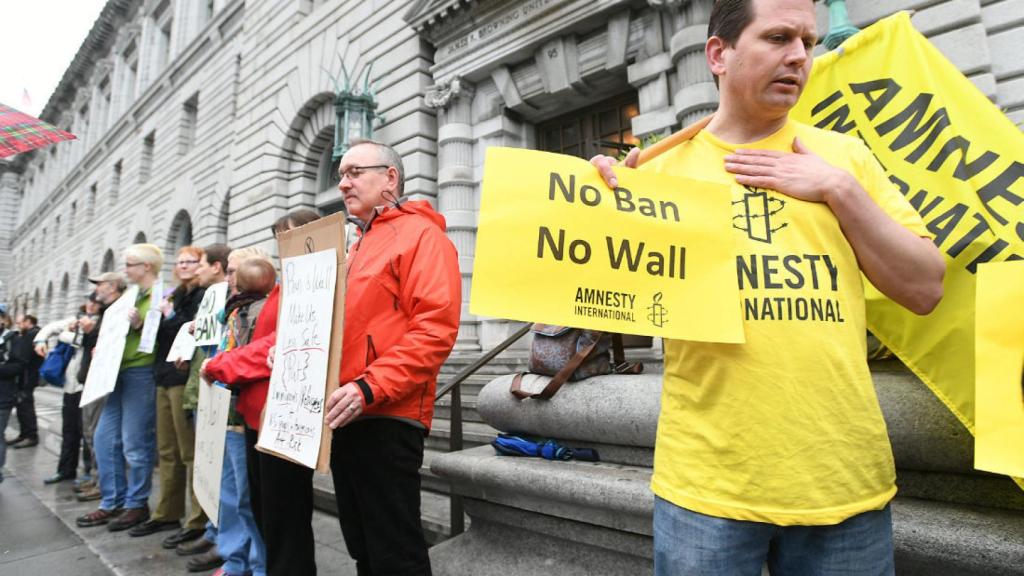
1, 386, 359, 576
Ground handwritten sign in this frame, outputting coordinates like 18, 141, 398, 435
165, 323, 197, 364
471, 147, 743, 343
258, 249, 338, 468
80, 285, 139, 406
194, 282, 228, 346
193, 378, 230, 525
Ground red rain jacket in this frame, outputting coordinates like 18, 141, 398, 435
204, 284, 278, 430
342, 200, 461, 431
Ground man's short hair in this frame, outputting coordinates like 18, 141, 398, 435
348, 138, 406, 197
203, 244, 232, 273
708, 0, 755, 46
22, 314, 37, 327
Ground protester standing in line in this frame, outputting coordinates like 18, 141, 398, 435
200, 250, 274, 576
322, 139, 461, 576
0, 312, 24, 483
130, 245, 209, 539
74, 272, 127, 502
202, 209, 320, 576
76, 244, 164, 531
34, 296, 102, 484
590, 1, 945, 573
175, 243, 231, 570
7, 314, 41, 449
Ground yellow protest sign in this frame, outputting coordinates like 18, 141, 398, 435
791, 13, 1024, 445
471, 147, 743, 343
975, 261, 1024, 479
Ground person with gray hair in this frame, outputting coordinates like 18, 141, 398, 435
77, 244, 164, 532
321, 138, 461, 575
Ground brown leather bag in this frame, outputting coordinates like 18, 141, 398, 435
509, 324, 643, 400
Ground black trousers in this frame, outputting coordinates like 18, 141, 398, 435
245, 426, 316, 576
14, 385, 37, 439
331, 418, 431, 576
56, 391, 85, 477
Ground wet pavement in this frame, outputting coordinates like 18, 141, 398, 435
0, 387, 358, 576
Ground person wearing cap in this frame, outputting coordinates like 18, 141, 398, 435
77, 244, 163, 531
32, 295, 103, 484
73, 273, 127, 502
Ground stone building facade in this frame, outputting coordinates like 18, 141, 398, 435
1, 0, 1022, 333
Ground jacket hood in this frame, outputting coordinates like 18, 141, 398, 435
358, 200, 447, 233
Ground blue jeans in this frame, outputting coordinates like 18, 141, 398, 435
653, 497, 894, 576
0, 407, 11, 481
217, 430, 266, 576
95, 366, 157, 510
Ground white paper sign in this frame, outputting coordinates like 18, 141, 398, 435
136, 310, 161, 354
194, 378, 230, 526
258, 249, 337, 468
165, 323, 197, 363
194, 282, 228, 346
135, 279, 163, 354
80, 285, 139, 407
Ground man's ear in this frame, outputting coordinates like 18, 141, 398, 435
706, 36, 727, 80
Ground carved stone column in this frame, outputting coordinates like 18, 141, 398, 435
426, 77, 480, 352
669, 0, 718, 127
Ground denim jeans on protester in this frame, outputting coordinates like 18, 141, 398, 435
0, 407, 11, 481
217, 429, 266, 576
95, 366, 157, 510
653, 496, 895, 576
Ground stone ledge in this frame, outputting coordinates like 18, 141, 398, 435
892, 497, 1024, 576
476, 373, 661, 447
432, 445, 654, 535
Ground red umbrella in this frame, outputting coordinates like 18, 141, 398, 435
0, 103, 76, 158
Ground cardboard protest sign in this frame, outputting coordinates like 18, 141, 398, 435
166, 323, 197, 363
471, 147, 743, 343
974, 261, 1024, 480
194, 282, 228, 346
258, 213, 347, 472
80, 285, 139, 406
193, 378, 230, 525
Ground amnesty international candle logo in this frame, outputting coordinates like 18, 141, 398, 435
647, 292, 668, 328
471, 147, 745, 344
733, 187, 788, 243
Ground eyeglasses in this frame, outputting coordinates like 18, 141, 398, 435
338, 164, 389, 182
176, 260, 200, 266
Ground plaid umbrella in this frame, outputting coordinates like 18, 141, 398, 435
0, 103, 76, 158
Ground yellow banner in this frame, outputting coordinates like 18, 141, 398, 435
791, 13, 1024, 442
471, 147, 744, 343
974, 261, 1024, 479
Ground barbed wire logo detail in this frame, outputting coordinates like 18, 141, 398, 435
733, 187, 788, 243
647, 292, 668, 328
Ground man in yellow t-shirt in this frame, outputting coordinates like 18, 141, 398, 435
592, 0, 945, 574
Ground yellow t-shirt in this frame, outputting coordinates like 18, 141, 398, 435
643, 119, 929, 526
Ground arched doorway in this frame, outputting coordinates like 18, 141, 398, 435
168, 210, 193, 252
59, 273, 70, 319
78, 262, 90, 301
101, 249, 115, 272
133, 231, 147, 244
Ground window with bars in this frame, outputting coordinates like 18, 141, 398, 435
536, 92, 640, 160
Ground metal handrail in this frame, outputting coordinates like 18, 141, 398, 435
435, 322, 532, 537
436, 323, 532, 401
